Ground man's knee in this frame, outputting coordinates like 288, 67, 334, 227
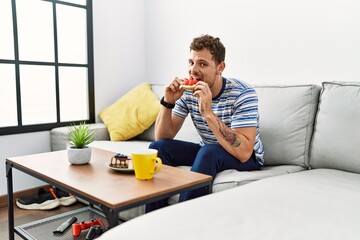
149, 139, 171, 150
148, 139, 175, 165
197, 144, 225, 161
192, 145, 226, 174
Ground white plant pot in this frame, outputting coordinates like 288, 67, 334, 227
67, 146, 92, 165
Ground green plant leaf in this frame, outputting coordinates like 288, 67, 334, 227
67, 122, 96, 148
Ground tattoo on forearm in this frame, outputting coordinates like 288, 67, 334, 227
218, 119, 241, 147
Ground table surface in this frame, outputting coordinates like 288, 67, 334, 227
7, 147, 212, 210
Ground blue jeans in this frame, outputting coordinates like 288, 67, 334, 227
145, 139, 261, 213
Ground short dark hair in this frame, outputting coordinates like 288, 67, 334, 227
190, 34, 225, 64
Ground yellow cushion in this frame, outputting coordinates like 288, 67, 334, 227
99, 82, 160, 141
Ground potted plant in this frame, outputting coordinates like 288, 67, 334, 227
67, 122, 96, 165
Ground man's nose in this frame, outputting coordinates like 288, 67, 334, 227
189, 64, 199, 74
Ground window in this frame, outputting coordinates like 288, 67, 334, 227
0, 0, 94, 135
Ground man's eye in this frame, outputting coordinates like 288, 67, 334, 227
200, 63, 207, 67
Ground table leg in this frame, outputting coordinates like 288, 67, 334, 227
99, 206, 119, 228
208, 182, 213, 194
6, 162, 15, 240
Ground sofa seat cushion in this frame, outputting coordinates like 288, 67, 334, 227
99, 169, 360, 240
310, 81, 360, 173
212, 165, 305, 192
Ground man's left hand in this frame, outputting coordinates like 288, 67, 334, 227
194, 81, 213, 117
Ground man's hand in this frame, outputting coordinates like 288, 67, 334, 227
164, 77, 185, 104
155, 77, 186, 140
193, 81, 213, 117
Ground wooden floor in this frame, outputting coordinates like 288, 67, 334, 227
0, 201, 86, 239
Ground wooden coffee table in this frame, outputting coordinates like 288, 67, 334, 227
6, 147, 212, 240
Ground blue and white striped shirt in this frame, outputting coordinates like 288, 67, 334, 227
173, 77, 265, 165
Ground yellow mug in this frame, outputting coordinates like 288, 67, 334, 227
131, 149, 162, 180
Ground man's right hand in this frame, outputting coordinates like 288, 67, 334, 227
155, 77, 186, 140
164, 77, 185, 104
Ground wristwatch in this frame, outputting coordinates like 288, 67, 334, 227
160, 96, 175, 109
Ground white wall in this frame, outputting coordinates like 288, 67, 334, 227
1, 0, 360, 196
145, 0, 360, 86
0, 132, 51, 196
93, 0, 146, 122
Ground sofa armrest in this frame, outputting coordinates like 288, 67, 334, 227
50, 123, 110, 151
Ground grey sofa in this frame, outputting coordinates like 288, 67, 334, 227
51, 81, 360, 239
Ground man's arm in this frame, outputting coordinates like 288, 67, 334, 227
205, 114, 256, 162
194, 81, 256, 162
154, 105, 185, 140
155, 78, 186, 140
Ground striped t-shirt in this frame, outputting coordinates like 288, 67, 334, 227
173, 77, 265, 165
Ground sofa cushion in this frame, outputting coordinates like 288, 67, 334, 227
310, 81, 360, 173
255, 85, 321, 168
212, 165, 305, 192
99, 82, 160, 141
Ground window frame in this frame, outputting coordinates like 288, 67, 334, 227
0, 0, 94, 136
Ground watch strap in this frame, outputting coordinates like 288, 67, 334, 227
160, 96, 175, 109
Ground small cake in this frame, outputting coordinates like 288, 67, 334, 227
110, 153, 129, 168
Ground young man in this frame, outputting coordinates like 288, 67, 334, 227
147, 34, 264, 212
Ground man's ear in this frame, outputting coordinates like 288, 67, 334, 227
217, 61, 226, 75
